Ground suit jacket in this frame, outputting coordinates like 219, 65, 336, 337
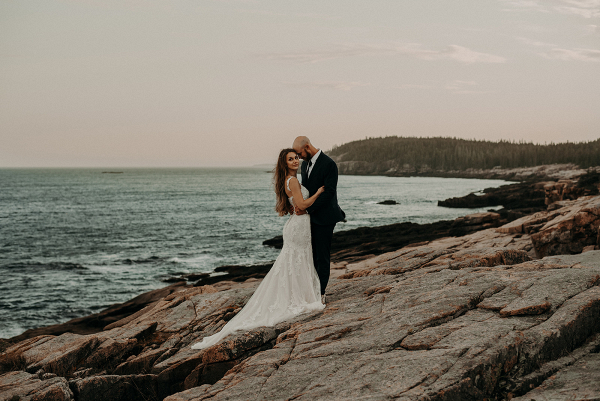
301, 152, 345, 226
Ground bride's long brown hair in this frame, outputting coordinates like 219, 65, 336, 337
274, 148, 297, 216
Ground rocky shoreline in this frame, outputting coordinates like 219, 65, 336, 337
335, 161, 600, 182
2, 166, 600, 400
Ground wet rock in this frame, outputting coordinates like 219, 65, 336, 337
438, 181, 547, 210
162, 277, 187, 283
377, 200, 398, 205
452, 211, 500, 227
183, 273, 210, 282
69, 374, 158, 401
193, 263, 274, 287
438, 170, 599, 216
576, 170, 600, 195
265, 212, 513, 264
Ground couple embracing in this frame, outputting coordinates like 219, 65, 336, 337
192, 136, 345, 350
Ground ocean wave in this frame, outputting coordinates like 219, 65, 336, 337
0, 324, 27, 339
2, 261, 87, 271
119, 256, 164, 265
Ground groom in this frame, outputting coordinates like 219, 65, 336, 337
293, 136, 345, 303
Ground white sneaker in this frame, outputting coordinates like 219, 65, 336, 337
321, 294, 326, 304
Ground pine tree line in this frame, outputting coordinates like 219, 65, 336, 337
329, 137, 600, 170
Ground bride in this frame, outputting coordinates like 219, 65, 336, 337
191, 148, 325, 350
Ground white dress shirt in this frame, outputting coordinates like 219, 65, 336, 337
307, 149, 322, 178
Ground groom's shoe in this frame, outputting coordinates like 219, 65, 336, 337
321, 294, 326, 304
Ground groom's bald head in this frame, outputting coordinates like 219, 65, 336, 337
293, 136, 319, 161
293, 136, 310, 150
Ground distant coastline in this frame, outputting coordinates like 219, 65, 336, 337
335, 162, 597, 182
328, 136, 600, 181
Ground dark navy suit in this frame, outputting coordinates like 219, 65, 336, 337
301, 152, 345, 295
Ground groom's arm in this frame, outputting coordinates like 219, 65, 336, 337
306, 160, 338, 214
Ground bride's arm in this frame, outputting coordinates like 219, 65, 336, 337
288, 177, 324, 210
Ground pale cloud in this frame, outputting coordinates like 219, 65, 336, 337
281, 81, 370, 91
235, 8, 288, 17
554, 5, 600, 17
235, 8, 340, 20
260, 45, 379, 63
500, 0, 549, 12
397, 83, 433, 89
539, 47, 600, 61
584, 24, 599, 33
441, 45, 507, 63
514, 36, 556, 47
560, 0, 600, 7
261, 43, 506, 64
501, 0, 600, 17
554, 0, 600, 18
445, 80, 491, 94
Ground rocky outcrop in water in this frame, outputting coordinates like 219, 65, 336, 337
437, 181, 547, 210
192, 263, 274, 287
1, 195, 599, 400
438, 170, 600, 211
264, 211, 511, 264
377, 200, 399, 205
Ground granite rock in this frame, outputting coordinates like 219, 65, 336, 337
0, 371, 73, 401
2, 197, 600, 401
163, 249, 600, 400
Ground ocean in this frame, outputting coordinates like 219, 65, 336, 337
0, 168, 511, 338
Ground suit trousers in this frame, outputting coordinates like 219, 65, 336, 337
310, 222, 336, 295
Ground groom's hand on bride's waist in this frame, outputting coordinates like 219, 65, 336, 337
294, 206, 307, 215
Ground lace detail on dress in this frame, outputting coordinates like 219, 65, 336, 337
286, 177, 298, 214
191, 183, 323, 350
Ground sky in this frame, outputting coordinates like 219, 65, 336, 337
1, 0, 599, 167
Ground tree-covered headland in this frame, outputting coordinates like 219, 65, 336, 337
329, 137, 600, 171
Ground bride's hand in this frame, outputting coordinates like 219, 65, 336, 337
317, 186, 325, 195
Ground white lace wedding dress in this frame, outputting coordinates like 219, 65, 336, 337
191, 178, 324, 350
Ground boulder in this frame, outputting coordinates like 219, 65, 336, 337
544, 179, 583, 205
530, 196, 600, 257
377, 200, 398, 205
0, 371, 73, 401
437, 181, 546, 210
